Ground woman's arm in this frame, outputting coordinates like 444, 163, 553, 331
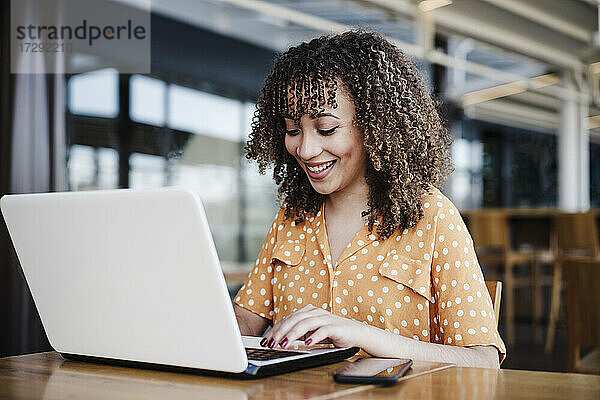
261, 305, 500, 369
360, 321, 500, 369
234, 303, 271, 336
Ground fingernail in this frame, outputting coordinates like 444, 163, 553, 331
280, 338, 288, 348
260, 338, 268, 347
305, 338, 312, 346
268, 338, 275, 348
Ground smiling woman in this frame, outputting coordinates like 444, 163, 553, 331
283, 85, 368, 222
234, 30, 505, 369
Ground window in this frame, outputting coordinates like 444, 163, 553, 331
67, 74, 280, 264
130, 75, 167, 126
449, 137, 483, 209
168, 84, 242, 141
129, 153, 167, 189
243, 101, 256, 141
68, 145, 118, 190
68, 68, 118, 117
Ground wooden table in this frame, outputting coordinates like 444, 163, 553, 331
1, 352, 599, 399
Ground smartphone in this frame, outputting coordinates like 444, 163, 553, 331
333, 358, 413, 385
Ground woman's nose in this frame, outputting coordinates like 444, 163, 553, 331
297, 130, 322, 160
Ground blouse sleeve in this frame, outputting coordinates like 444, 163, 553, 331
429, 195, 507, 363
233, 206, 283, 320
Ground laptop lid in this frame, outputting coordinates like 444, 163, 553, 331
1, 187, 248, 373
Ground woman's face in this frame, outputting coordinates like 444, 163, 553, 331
284, 84, 368, 196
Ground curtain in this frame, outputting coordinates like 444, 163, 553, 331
0, 0, 67, 356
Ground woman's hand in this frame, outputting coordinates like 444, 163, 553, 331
258, 304, 500, 368
260, 304, 369, 349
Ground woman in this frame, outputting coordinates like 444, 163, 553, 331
233, 31, 505, 368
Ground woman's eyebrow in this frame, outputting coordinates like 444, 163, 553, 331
311, 112, 340, 120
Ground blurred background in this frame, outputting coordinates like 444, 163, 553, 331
1, 0, 599, 374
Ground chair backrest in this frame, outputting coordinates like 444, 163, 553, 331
485, 280, 502, 328
565, 259, 600, 371
555, 212, 600, 258
467, 210, 511, 251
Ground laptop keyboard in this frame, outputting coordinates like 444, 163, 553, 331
245, 347, 307, 361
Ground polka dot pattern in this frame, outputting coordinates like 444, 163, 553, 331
235, 187, 506, 362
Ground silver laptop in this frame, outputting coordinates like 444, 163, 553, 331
0, 188, 358, 378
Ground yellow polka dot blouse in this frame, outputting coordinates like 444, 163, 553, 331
235, 187, 506, 362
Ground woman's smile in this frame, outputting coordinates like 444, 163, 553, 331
304, 160, 337, 179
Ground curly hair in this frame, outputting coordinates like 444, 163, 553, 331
245, 30, 453, 239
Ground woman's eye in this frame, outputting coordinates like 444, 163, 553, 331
317, 126, 339, 135
285, 129, 300, 136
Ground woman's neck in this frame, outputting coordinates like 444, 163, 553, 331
325, 179, 370, 220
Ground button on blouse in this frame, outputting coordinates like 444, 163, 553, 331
234, 187, 506, 362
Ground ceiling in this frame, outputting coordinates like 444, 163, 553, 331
115, 0, 600, 134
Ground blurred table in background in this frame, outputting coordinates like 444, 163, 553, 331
462, 208, 600, 354
221, 261, 252, 288
461, 208, 557, 347
220, 261, 252, 299
564, 258, 600, 374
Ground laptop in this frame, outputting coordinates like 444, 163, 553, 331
0, 187, 359, 378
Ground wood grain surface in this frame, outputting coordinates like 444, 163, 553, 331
0, 352, 599, 400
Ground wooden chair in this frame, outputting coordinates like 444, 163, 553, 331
555, 211, 600, 259
546, 212, 600, 352
467, 210, 533, 346
564, 259, 600, 374
485, 280, 502, 328
509, 211, 557, 344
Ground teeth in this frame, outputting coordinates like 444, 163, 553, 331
307, 161, 334, 173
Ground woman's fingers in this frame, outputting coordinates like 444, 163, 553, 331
277, 315, 328, 348
303, 325, 331, 347
261, 306, 325, 348
271, 313, 324, 348
260, 308, 367, 350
